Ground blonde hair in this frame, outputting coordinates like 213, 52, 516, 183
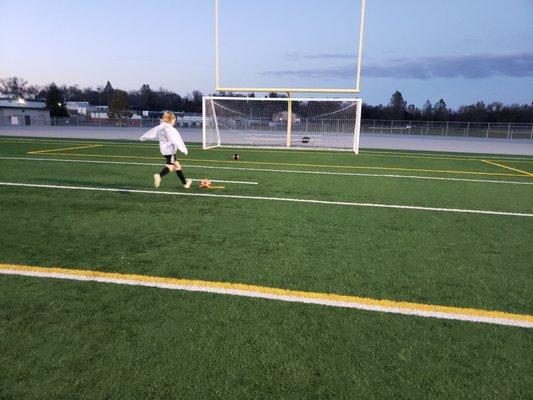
161, 111, 177, 125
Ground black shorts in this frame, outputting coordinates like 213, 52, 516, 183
164, 154, 177, 165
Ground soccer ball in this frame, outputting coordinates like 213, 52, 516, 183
199, 179, 212, 189
233, 153, 240, 160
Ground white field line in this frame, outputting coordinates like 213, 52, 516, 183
1, 181, 532, 218
1, 267, 531, 328
1, 156, 532, 186
188, 164, 533, 186
190, 178, 257, 185
0, 157, 257, 185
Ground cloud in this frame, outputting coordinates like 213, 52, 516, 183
263, 53, 533, 80
284, 53, 355, 61
262, 65, 355, 81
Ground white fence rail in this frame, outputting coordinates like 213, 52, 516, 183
363, 120, 533, 139
1, 115, 532, 140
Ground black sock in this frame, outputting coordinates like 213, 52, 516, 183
159, 167, 170, 177
176, 170, 187, 184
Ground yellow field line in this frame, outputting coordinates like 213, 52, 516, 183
497, 159, 533, 165
361, 149, 533, 163
482, 160, 533, 176
1, 263, 531, 328
0, 138, 159, 148
27, 144, 103, 154
203, 147, 494, 162
2, 137, 533, 162
27, 151, 527, 178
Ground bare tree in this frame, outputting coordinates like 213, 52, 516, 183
0, 77, 29, 98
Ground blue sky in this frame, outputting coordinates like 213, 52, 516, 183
0, 0, 531, 107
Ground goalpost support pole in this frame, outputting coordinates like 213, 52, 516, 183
353, 99, 362, 154
208, 98, 221, 147
286, 93, 292, 148
215, 0, 220, 90
202, 97, 207, 149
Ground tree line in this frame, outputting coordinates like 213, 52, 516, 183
1, 77, 532, 123
364, 91, 533, 123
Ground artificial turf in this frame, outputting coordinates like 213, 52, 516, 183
0, 136, 532, 399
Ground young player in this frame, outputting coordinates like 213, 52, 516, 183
140, 111, 192, 189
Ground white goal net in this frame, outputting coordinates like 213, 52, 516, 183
203, 97, 362, 153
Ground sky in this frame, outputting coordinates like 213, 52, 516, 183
0, 0, 532, 108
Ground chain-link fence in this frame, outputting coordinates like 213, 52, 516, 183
47, 116, 204, 129
2, 114, 532, 140
362, 120, 533, 139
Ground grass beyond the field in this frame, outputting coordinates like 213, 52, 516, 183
0, 136, 532, 399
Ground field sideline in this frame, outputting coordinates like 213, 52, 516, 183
1, 136, 532, 399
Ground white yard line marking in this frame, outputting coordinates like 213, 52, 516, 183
0, 157, 258, 185
1, 156, 532, 186
190, 178, 256, 185
1, 181, 531, 218
1, 264, 532, 329
188, 164, 533, 186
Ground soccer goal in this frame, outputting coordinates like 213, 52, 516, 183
203, 97, 363, 154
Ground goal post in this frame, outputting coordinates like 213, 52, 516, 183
202, 97, 221, 149
215, 0, 366, 94
203, 96, 363, 154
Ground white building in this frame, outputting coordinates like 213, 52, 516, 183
0, 99, 50, 126
66, 101, 89, 114
66, 101, 108, 118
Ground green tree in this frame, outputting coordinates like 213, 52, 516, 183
267, 92, 288, 98
108, 90, 131, 126
62, 85, 84, 101
388, 91, 407, 119
45, 83, 68, 117
457, 101, 488, 122
422, 100, 434, 120
140, 84, 156, 110
434, 99, 449, 121
406, 104, 421, 120
102, 81, 114, 106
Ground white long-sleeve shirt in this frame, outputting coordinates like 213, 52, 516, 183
139, 122, 188, 156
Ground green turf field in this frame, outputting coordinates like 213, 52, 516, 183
0, 136, 532, 399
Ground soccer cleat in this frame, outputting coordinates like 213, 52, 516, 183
153, 174, 161, 188
184, 179, 192, 189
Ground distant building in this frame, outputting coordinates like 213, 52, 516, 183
0, 99, 50, 126
87, 105, 109, 122
66, 101, 108, 119
66, 101, 89, 115
178, 115, 203, 128
142, 110, 203, 127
